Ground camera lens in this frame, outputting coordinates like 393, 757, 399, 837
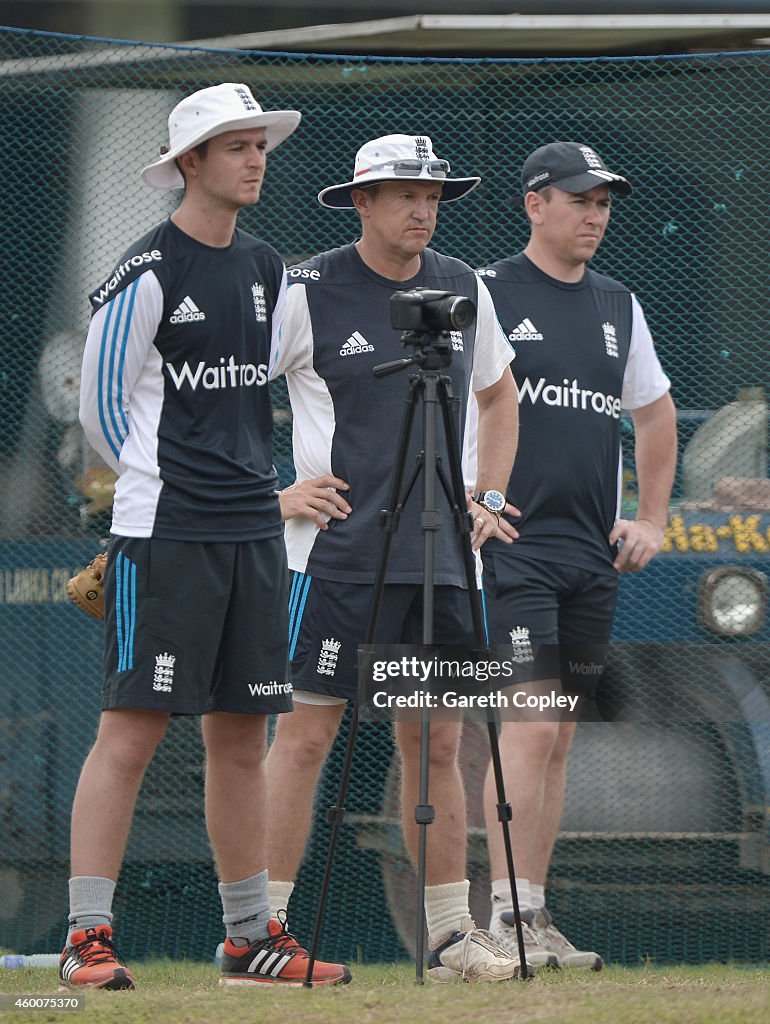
445, 296, 476, 331
423, 294, 476, 332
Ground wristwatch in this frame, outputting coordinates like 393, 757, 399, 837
472, 490, 506, 516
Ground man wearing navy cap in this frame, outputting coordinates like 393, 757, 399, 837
478, 141, 677, 970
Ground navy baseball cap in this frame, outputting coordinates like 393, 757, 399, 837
521, 141, 632, 197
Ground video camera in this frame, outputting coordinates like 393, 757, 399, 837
390, 287, 476, 335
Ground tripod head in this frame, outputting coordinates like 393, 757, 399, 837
373, 330, 455, 377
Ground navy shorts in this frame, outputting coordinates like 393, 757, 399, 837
102, 536, 292, 715
482, 551, 619, 693
288, 574, 476, 700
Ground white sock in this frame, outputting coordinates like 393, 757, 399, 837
530, 883, 545, 910
268, 880, 295, 921
490, 876, 532, 926
424, 880, 471, 946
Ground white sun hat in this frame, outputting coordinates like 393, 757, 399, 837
317, 134, 481, 209
140, 82, 301, 191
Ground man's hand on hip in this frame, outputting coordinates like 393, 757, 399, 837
279, 476, 351, 528
468, 495, 521, 551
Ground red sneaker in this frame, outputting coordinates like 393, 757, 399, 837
59, 925, 135, 990
219, 917, 351, 987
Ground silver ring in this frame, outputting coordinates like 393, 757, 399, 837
475, 515, 484, 525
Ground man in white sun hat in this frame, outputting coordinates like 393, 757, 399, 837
265, 133, 527, 981
63, 83, 350, 991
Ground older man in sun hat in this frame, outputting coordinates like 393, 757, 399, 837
264, 132, 527, 982
62, 82, 351, 992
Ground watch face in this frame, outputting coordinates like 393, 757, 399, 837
483, 490, 506, 513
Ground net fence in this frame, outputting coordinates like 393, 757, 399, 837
0, 26, 768, 966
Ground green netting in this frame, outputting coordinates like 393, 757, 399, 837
0, 27, 768, 967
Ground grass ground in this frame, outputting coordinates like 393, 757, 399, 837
0, 962, 767, 1024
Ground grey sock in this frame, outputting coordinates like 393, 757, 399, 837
219, 870, 270, 944
67, 876, 115, 943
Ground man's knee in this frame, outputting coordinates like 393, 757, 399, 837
270, 704, 343, 771
202, 712, 268, 772
549, 720, 577, 765
396, 721, 462, 770
499, 719, 561, 761
91, 709, 169, 776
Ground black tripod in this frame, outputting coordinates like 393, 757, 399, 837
304, 325, 529, 985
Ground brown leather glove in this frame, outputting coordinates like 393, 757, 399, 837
66, 552, 108, 620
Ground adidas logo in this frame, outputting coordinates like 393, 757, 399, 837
508, 318, 543, 342
170, 296, 206, 324
340, 331, 374, 356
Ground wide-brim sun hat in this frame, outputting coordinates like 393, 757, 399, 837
140, 82, 301, 191
318, 133, 481, 209
521, 141, 632, 197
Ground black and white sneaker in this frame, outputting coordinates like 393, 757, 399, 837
58, 925, 135, 990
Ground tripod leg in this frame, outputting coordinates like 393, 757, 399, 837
304, 703, 360, 986
436, 378, 485, 640
486, 716, 530, 978
413, 704, 435, 985
367, 377, 423, 644
436, 376, 531, 979
413, 374, 442, 984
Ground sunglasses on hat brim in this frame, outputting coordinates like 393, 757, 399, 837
356, 158, 451, 180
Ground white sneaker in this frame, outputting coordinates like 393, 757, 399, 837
490, 910, 560, 969
530, 908, 603, 971
427, 915, 534, 982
